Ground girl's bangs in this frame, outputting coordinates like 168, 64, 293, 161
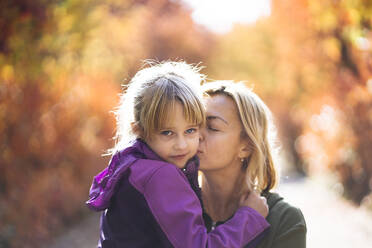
181, 97, 204, 126
151, 95, 204, 133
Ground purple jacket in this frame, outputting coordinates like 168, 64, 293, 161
86, 140, 270, 248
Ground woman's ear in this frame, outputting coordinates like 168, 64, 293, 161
131, 122, 143, 137
238, 139, 252, 160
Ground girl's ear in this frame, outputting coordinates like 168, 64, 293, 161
131, 122, 143, 137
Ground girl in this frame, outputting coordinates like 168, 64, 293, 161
86, 61, 270, 248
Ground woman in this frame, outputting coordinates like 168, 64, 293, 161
198, 81, 307, 248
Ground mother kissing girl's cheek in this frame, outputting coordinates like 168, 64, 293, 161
198, 81, 307, 248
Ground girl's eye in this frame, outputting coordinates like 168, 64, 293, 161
186, 128, 197, 134
161, 130, 173, 136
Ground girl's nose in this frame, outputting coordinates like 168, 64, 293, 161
175, 136, 187, 150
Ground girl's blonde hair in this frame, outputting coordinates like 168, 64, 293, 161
202, 81, 278, 192
109, 61, 206, 155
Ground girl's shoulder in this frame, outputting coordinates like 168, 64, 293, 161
129, 159, 187, 193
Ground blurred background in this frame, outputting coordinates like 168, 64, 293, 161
1, 0, 372, 247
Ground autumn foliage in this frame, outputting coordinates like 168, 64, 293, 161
1, 0, 372, 247
205, 0, 372, 205
267, 0, 372, 204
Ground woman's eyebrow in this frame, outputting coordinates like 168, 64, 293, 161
206, 115, 228, 125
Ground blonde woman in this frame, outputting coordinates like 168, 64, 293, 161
198, 81, 307, 248
86, 63, 270, 248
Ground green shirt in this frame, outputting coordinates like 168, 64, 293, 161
203, 192, 307, 248
256, 192, 307, 248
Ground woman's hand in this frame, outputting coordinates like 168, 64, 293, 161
239, 191, 269, 218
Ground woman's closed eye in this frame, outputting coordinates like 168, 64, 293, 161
207, 125, 219, 132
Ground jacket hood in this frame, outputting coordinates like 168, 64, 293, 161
86, 139, 199, 211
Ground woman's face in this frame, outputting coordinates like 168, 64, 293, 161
198, 94, 247, 172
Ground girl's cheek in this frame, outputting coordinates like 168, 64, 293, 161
188, 131, 199, 139
191, 135, 200, 144
189, 135, 200, 148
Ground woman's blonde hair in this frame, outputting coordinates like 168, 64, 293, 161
109, 61, 206, 155
203, 81, 278, 192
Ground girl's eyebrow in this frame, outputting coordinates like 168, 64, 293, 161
206, 115, 228, 125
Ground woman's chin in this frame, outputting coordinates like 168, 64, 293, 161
198, 163, 215, 172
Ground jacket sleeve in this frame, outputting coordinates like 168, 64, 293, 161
142, 165, 270, 248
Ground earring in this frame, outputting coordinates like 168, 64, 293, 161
241, 157, 248, 170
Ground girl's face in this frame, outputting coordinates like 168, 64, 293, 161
146, 101, 200, 169
198, 94, 247, 172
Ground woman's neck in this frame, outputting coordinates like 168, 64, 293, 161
201, 166, 249, 222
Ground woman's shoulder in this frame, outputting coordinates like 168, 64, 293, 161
265, 191, 306, 228
265, 192, 301, 214
254, 191, 306, 248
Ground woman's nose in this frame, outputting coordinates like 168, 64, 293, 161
199, 127, 206, 142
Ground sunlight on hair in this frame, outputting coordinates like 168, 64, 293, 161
181, 0, 271, 33
109, 61, 205, 155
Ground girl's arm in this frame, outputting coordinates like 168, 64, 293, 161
132, 163, 270, 248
